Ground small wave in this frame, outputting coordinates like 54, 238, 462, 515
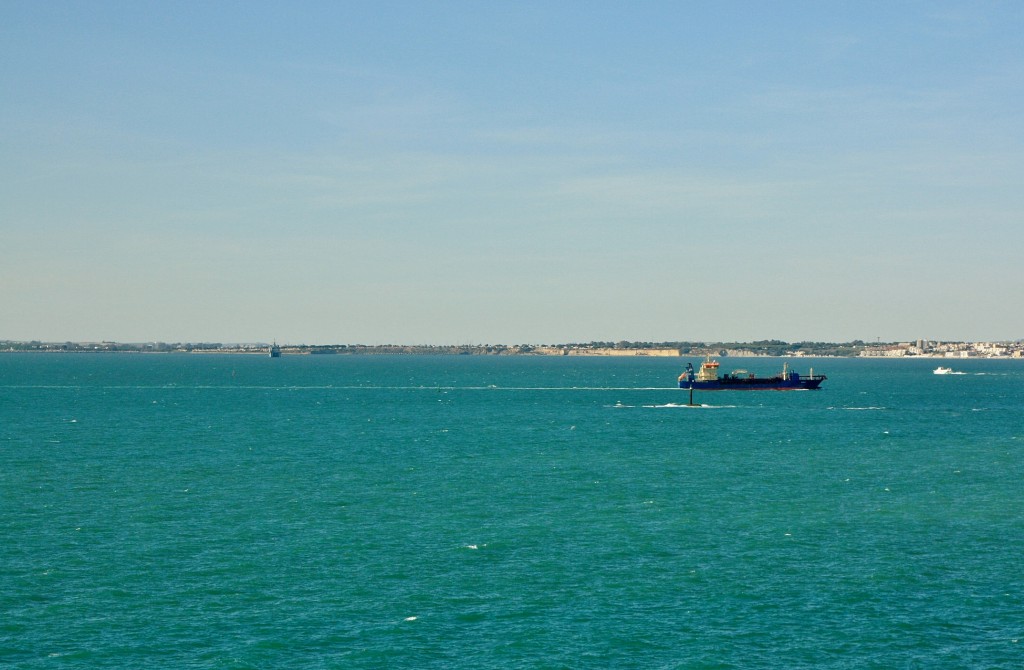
3, 384, 683, 392
645, 403, 732, 409
469, 386, 674, 391
0, 385, 84, 389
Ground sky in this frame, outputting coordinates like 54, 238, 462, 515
2, 1, 1022, 345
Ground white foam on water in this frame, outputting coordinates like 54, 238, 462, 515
43, 384, 686, 393
645, 403, 732, 409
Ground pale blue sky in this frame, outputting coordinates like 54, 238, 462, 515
2, 1, 1022, 344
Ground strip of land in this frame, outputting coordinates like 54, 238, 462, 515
3, 339, 1021, 358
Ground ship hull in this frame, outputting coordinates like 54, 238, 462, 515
678, 377, 825, 390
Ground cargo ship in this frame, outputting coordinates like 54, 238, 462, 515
678, 357, 826, 390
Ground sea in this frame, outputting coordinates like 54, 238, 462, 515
2, 353, 1022, 669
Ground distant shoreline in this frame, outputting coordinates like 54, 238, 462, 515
3, 339, 1022, 359
4, 351, 1020, 359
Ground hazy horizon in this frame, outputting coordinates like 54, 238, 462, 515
3, 2, 1022, 345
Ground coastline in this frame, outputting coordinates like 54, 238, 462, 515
2, 341, 1021, 359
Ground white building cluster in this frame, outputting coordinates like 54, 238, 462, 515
859, 340, 1024, 358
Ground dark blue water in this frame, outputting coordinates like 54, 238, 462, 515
2, 354, 1022, 667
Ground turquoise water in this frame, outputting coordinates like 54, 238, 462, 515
2, 354, 1022, 668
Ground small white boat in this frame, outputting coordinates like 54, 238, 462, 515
933, 366, 964, 375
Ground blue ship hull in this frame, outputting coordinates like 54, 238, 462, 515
678, 375, 825, 390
